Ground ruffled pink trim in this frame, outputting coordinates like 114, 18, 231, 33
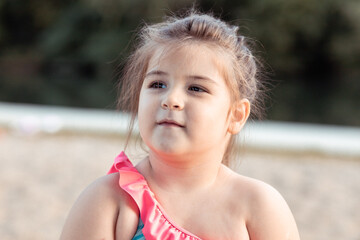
108, 152, 202, 240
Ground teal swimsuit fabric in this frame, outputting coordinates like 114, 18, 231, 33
132, 218, 145, 240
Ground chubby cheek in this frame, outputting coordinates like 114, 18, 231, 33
189, 104, 229, 138
138, 88, 152, 115
138, 91, 160, 140
138, 92, 151, 135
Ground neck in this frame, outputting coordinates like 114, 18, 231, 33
142, 149, 225, 193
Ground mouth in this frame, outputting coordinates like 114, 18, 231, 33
157, 119, 185, 128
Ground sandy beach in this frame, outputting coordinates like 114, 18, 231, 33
0, 131, 359, 240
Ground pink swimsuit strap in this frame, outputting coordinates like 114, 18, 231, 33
108, 152, 202, 240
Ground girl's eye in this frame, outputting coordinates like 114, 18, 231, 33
149, 81, 166, 89
189, 86, 206, 92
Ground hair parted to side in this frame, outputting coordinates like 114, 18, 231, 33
116, 9, 266, 166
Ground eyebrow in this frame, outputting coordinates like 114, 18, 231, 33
145, 70, 168, 77
188, 75, 218, 85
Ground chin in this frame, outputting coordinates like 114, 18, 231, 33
155, 145, 181, 155
151, 143, 188, 157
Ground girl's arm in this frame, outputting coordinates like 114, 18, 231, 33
246, 181, 300, 240
60, 173, 139, 240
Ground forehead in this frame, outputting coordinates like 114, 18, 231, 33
147, 42, 228, 77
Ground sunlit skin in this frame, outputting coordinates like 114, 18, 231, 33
60, 42, 300, 240
138, 43, 237, 168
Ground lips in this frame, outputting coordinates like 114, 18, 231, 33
157, 119, 184, 128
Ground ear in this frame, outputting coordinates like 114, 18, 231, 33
228, 98, 250, 135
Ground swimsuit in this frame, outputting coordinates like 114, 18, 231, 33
108, 152, 202, 240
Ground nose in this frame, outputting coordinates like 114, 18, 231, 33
161, 87, 184, 111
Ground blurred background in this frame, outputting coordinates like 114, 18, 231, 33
1, 0, 359, 125
0, 1, 360, 240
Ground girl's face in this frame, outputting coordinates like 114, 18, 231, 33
138, 44, 234, 159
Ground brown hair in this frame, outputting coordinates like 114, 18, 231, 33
116, 10, 265, 166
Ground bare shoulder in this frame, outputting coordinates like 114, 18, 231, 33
60, 173, 139, 240
227, 171, 300, 240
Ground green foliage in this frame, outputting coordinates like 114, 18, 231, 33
0, 0, 359, 125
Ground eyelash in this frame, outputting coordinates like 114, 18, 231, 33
188, 86, 206, 92
149, 81, 166, 89
148, 81, 208, 93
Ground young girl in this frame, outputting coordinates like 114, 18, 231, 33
60, 11, 300, 240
